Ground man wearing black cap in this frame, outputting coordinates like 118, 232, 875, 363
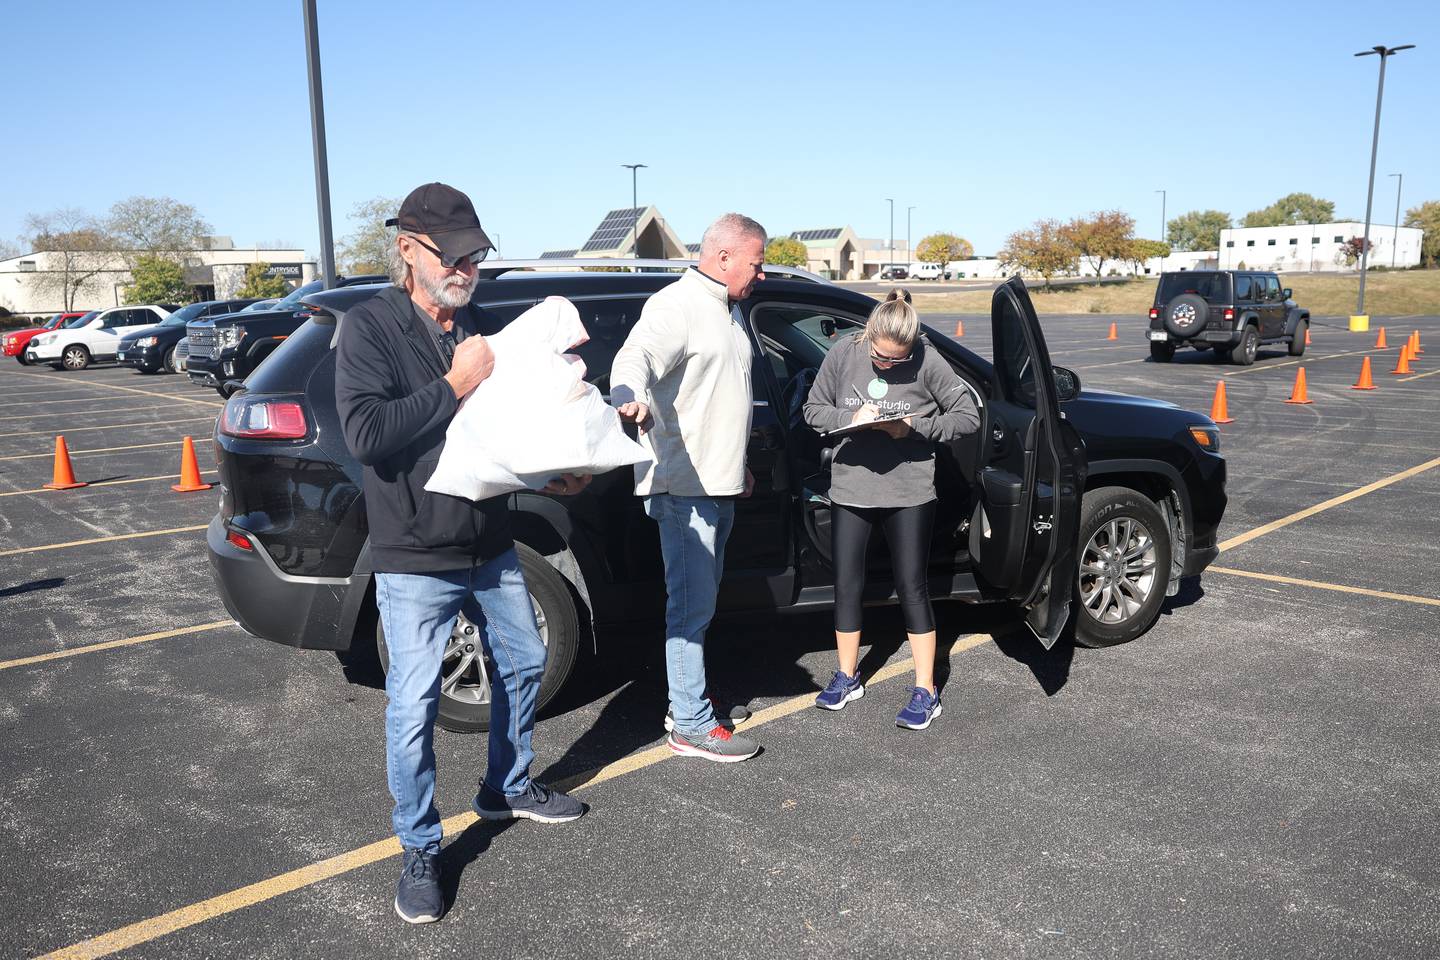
336, 182, 588, 925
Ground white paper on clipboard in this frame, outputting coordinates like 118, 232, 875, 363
822, 411, 909, 437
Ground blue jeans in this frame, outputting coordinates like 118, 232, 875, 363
374, 548, 547, 853
643, 495, 735, 737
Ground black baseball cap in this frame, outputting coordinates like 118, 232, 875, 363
385, 182, 495, 261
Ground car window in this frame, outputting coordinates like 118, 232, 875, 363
1263, 276, 1281, 301
1158, 273, 1227, 303
1233, 275, 1252, 300
993, 292, 1038, 409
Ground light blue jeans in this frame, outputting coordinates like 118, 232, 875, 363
374, 548, 547, 854
643, 495, 735, 737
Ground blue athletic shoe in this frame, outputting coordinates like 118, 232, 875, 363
815, 670, 865, 710
896, 687, 942, 730
394, 848, 443, 924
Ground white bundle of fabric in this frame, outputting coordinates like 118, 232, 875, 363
426, 296, 649, 501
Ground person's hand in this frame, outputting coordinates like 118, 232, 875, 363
444, 335, 495, 398
616, 400, 652, 433
742, 467, 755, 498
873, 416, 912, 439
850, 403, 881, 425
542, 473, 592, 496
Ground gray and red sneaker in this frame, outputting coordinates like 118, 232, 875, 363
666, 724, 760, 762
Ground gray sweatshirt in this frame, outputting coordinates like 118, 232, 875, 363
803, 333, 980, 508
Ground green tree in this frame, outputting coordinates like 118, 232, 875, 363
237, 262, 292, 299
999, 219, 1077, 289
1166, 210, 1231, 252
338, 196, 401, 275
1062, 210, 1135, 278
1125, 238, 1172, 273
1403, 200, 1440, 267
124, 255, 192, 304
915, 233, 974, 271
1242, 192, 1335, 228
764, 236, 809, 268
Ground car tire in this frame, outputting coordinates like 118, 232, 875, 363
1072, 486, 1172, 649
375, 543, 581, 734
1232, 325, 1258, 366
15, 353, 30, 366
1288, 321, 1307, 357
61, 344, 91, 370
214, 385, 230, 399
164, 347, 179, 373
1161, 294, 1209, 340
1149, 342, 1175, 363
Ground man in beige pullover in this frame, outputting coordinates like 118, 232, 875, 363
611, 213, 766, 762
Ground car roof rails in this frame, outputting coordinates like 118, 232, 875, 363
473, 258, 831, 285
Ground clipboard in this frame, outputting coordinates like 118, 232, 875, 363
822, 411, 909, 437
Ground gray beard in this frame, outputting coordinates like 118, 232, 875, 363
419, 267, 476, 309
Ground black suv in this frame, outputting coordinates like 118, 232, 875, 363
116, 298, 259, 374
1147, 270, 1309, 365
208, 266, 1226, 733
186, 275, 386, 396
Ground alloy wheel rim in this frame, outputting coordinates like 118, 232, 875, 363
1078, 516, 1158, 624
63, 349, 84, 369
439, 597, 548, 706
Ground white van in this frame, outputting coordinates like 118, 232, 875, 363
908, 261, 944, 280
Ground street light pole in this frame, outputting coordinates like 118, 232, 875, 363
1155, 189, 1166, 273
622, 163, 647, 258
301, 0, 336, 290
886, 198, 894, 277
906, 205, 915, 268
1388, 172, 1403, 268
1353, 44, 1414, 322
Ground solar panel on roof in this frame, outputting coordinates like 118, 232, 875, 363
583, 207, 646, 249
790, 228, 842, 242
540, 249, 579, 259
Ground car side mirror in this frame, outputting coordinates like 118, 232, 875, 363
1282, 288, 1292, 299
820, 317, 835, 338
1054, 366, 1081, 402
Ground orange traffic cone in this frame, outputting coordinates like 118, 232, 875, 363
1209, 381, 1234, 424
43, 435, 87, 490
1284, 367, 1313, 404
1304, 327, 1312, 346
1106, 322, 1118, 341
171, 436, 213, 493
1391, 343, 1413, 375
954, 319, 964, 338
1375, 327, 1388, 349
1351, 356, 1377, 390
1411, 330, 1423, 355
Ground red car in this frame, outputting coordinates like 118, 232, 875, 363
4, 312, 94, 363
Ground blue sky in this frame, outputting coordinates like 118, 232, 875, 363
5, 0, 1437, 260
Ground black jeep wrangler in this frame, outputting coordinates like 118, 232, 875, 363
1147, 270, 1309, 365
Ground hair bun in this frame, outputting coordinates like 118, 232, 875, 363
886, 287, 912, 304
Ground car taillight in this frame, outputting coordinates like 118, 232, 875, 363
1223, 308, 1235, 321
220, 396, 309, 439
1148, 308, 1159, 320
226, 529, 254, 551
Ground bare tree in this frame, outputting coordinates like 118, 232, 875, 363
23, 208, 117, 311
337, 196, 401, 275
0, 238, 20, 261
106, 196, 212, 265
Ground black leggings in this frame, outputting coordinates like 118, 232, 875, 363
831, 501, 936, 635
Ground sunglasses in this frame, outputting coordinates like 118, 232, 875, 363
406, 235, 490, 270
869, 346, 913, 364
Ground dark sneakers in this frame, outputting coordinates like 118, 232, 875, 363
667, 724, 760, 762
896, 686, 942, 730
815, 670, 865, 710
472, 780, 586, 824
394, 848, 443, 925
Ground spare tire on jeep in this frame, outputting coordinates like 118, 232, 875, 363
1162, 294, 1209, 340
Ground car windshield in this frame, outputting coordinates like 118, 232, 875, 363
160, 303, 209, 326
271, 280, 323, 312
64, 311, 99, 328
1158, 273, 1229, 303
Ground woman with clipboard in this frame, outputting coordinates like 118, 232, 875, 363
802, 289, 980, 730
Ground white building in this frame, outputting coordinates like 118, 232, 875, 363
0, 238, 316, 314
1219, 221, 1423, 273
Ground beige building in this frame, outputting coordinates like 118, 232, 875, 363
540, 207, 689, 261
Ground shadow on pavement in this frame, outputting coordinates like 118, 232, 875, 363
440, 818, 517, 906
0, 577, 66, 600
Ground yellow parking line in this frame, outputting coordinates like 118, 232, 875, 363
4, 369, 224, 408
1209, 566, 1440, 607
0, 621, 234, 673
0, 471, 215, 498
1398, 368, 1440, 382
0, 401, 194, 423
1219, 455, 1440, 552
0, 441, 181, 462
0, 525, 209, 557
0, 416, 214, 438
37, 632, 994, 960
1226, 348, 1375, 375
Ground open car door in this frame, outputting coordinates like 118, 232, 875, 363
968, 277, 1086, 648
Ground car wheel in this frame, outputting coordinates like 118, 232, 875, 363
1149, 342, 1175, 363
163, 347, 179, 373
61, 344, 91, 370
15, 353, 30, 366
1161, 294, 1209, 340
375, 543, 581, 734
1288, 322, 1307, 357
1072, 486, 1172, 648
1232, 325, 1258, 366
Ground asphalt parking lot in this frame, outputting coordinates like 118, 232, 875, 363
2, 311, 1438, 959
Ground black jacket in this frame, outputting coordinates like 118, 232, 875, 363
335, 284, 511, 573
